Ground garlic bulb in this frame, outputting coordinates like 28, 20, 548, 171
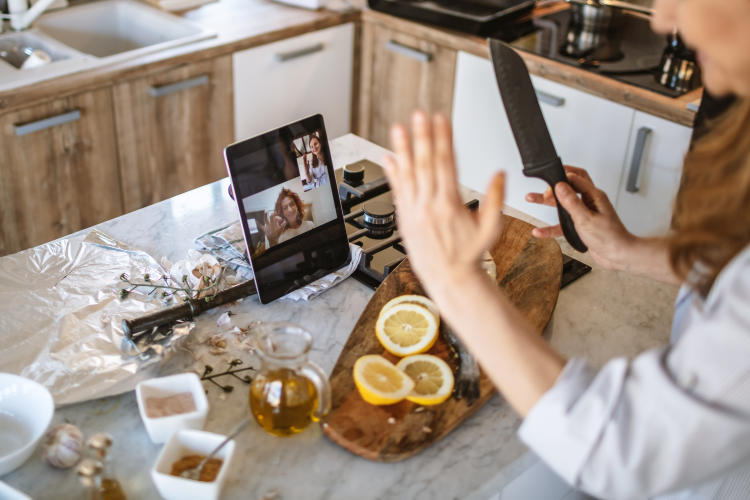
42, 423, 84, 469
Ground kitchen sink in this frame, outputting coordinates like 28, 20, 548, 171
35, 0, 215, 59
0, 0, 216, 92
0, 31, 80, 69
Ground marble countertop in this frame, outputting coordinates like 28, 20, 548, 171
2, 134, 679, 500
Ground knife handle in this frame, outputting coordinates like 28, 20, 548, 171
554, 195, 588, 253
122, 279, 258, 338
524, 157, 588, 253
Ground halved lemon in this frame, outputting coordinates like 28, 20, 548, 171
396, 355, 454, 406
354, 355, 415, 405
381, 295, 440, 324
375, 303, 439, 356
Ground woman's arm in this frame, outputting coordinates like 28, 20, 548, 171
526, 167, 680, 285
383, 111, 566, 416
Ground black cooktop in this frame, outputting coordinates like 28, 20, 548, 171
507, 8, 687, 98
335, 159, 591, 290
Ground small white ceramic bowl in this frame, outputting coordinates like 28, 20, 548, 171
136, 373, 209, 444
0, 373, 54, 476
151, 429, 235, 500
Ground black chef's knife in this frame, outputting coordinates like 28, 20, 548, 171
488, 39, 588, 253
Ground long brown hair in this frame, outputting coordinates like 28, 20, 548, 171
669, 98, 750, 295
309, 136, 325, 169
274, 188, 306, 230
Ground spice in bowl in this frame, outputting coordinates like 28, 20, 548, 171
170, 455, 222, 482
145, 392, 196, 419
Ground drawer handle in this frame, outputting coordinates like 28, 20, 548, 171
14, 109, 80, 136
275, 43, 325, 62
149, 75, 209, 97
626, 127, 652, 193
535, 90, 565, 107
385, 40, 432, 63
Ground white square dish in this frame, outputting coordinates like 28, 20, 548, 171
136, 373, 209, 444
151, 430, 235, 500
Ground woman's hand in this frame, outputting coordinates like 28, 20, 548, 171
525, 166, 635, 271
259, 213, 286, 246
383, 111, 505, 293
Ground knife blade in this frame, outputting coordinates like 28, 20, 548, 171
488, 38, 588, 253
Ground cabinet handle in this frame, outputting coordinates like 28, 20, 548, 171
626, 127, 652, 193
149, 75, 209, 97
385, 40, 432, 63
535, 90, 565, 107
14, 109, 80, 136
275, 43, 325, 62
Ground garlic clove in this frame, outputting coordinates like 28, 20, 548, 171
42, 423, 84, 469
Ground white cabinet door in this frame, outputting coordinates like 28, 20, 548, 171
452, 51, 634, 225
233, 23, 354, 142
614, 111, 693, 237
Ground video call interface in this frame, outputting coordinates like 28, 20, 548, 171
235, 129, 338, 260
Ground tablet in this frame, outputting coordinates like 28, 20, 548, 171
224, 115, 350, 304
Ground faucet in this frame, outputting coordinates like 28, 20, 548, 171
6, 0, 61, 31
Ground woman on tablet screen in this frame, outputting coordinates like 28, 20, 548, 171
259, 188, 315, 247
308, 136, 329, 188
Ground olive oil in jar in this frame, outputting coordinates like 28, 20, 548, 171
249, 368, 318, 436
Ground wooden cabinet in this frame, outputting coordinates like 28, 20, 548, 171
112, 56, 234, 213
0, 88, 123, 256
233, 23, 354, 142
357, 21, 457, 148
614, 111, 693, 237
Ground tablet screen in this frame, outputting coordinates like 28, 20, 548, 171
224, 115, 350, 303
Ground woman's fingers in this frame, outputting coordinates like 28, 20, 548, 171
477, 172, 505, 249
432, 113, 459, 199
389, 123, 416, 197
555, 182, 592, 225
411, 111, 436, 193
532, 225, 563, 239
565, 173, 605, 211
563, 166, 594, 185
525, 186, 557, 207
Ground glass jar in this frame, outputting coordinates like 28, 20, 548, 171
249, 322, 331, 437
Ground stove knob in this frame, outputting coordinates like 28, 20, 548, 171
343, 162, 365, 185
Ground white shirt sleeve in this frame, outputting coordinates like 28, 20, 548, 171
519, 247, 750, 500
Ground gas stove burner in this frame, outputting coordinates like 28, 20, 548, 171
363, 201, 395, 227
343, 162, 366, 186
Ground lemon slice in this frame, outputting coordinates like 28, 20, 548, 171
381, 295, 440, 324
354, 355, 415, 405
396, 355, 454, 406
375, 303, 439, 356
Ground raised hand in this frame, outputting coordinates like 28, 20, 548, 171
525, 166, 635, 270
383, 111, 505, 294
259, 212, 287, 246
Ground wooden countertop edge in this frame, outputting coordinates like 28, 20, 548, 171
0, 8, 360, 114
362, 9, 699, 127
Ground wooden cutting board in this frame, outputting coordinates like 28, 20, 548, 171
322, 215, 563, 462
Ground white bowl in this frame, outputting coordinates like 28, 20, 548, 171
136, 373, 209, 444
151, 429, 235, 500
0, 373, 54, 476
0, 479, 33, 499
